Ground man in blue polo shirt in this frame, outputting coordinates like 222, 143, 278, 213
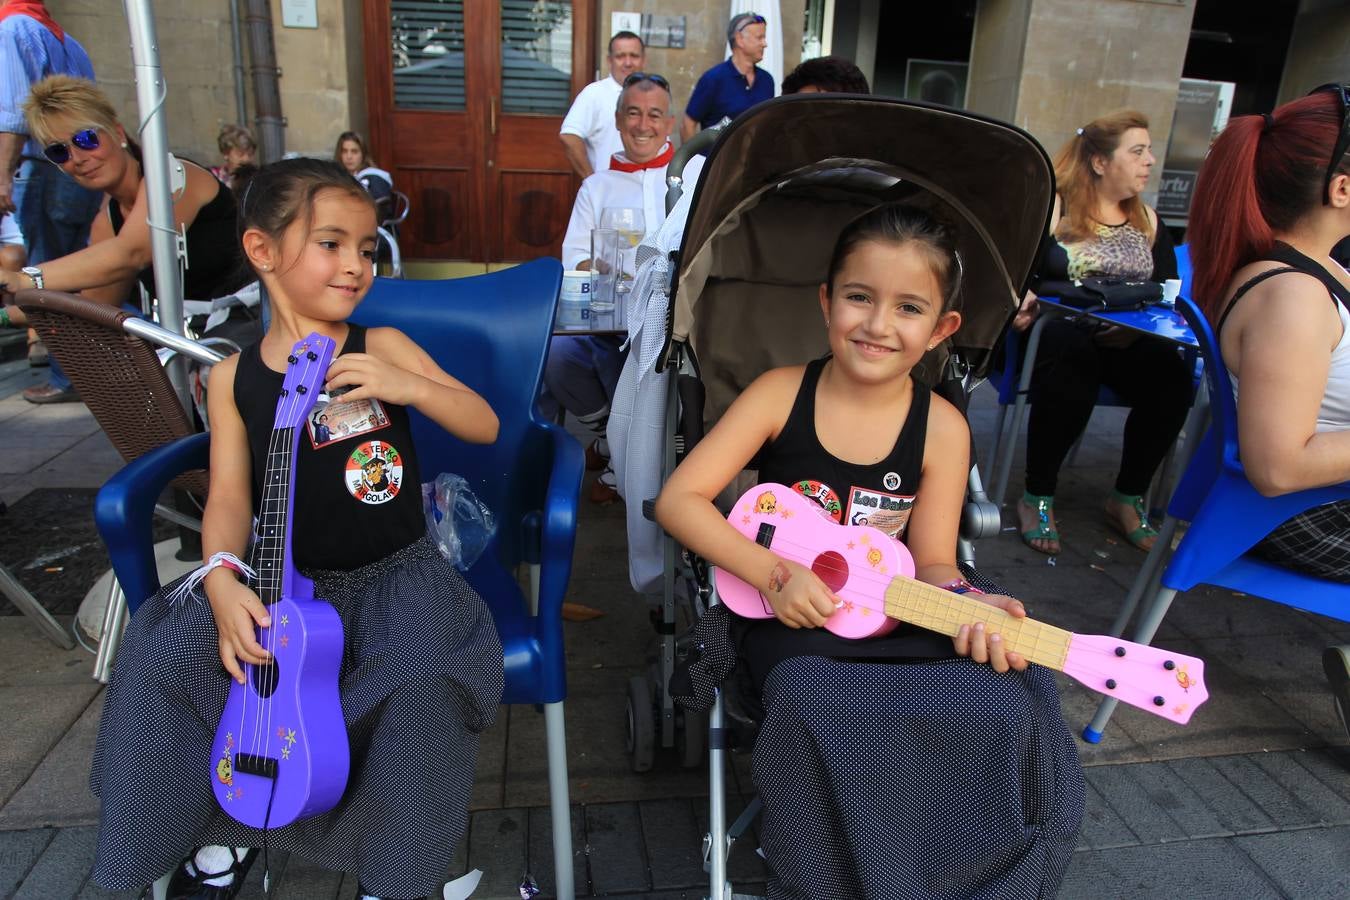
680, 12, 774, 141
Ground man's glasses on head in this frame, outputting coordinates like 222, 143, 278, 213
43, 128, 100, 165
736, 14, 767, 33
1310, 82, 1350, 206
623, 72, 669, 90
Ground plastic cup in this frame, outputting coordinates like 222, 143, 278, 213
558, 269, 591, 327
1161, 278, 1182, 307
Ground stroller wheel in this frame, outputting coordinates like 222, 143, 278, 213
680, 708, 706, 768
626, 675, 656, 772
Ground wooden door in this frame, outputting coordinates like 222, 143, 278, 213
364, 1, 593, 263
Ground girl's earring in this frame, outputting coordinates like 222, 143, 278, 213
120, 142, 128, 149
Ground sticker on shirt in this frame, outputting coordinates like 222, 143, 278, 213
308, 393, 390, 449
789, 479, 843, 523
845, 485, 916, 538
345, 440, 404, 505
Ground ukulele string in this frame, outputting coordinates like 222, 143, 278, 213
737, 526, 1057, 654
263, 361, 305, 769
248, 410, 290, 759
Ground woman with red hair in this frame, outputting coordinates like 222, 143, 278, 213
1187, 84, 1350, 733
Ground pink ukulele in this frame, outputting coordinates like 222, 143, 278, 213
714, 483, 1208, 725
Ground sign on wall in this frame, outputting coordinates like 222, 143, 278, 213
282, 0, 318, 29
1158, 78, 1235, 223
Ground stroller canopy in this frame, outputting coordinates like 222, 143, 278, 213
669, 95, 1054, 426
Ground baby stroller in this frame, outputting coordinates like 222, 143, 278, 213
606, 95, 1062, 896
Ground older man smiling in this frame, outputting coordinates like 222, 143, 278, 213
547, 73, 704, 504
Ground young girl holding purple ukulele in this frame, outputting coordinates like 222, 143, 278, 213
89, 159, 504, 900
656, 203, 1084, 898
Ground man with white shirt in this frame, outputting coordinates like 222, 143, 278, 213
558, 31, 645, 180
548, 73, 703, 503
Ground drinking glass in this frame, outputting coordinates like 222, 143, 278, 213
599, 207, 645, 293
589, 227, 620, 312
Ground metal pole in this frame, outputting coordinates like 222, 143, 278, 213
122, 0, 185, 338
243, 0, 285, 163
228, 0, 248, 126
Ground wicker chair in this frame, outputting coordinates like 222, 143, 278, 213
13, 289, 227, 674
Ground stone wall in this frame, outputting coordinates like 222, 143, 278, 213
1277, 0, 1350, 106
46, 0, 365, 164
968, 0, 1197, 196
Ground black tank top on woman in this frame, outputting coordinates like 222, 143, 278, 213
109, 162, 249, 301
232, 325, 425, 571
739, 357, 955, 691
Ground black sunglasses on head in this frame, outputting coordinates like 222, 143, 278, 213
42, 128, 100, 165
736, 14, 767, 32
1311, 82, 1350, 206
623, 72, 669, 90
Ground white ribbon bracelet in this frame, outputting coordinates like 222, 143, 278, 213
167, 551, 257, 605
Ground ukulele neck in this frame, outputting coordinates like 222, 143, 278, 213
882, 576, 1072, 671
254, 424, 297, 605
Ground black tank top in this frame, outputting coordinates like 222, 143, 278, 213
1216, 241, 1350, 336
740, 357, 955, 691
109, 160, 249, 301
232, 325, 425, 571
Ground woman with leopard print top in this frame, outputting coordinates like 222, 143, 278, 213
1010, 109, 1190, 556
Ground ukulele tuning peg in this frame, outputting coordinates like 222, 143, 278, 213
1163, 660, 1176, 670
296, 385, 308, 394
287, 355, 298, 364
307, 351, 318, 361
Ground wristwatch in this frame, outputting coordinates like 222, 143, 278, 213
20, 266, 43, 290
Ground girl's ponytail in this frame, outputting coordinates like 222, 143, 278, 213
1189, 114, 1269, 319
1189, 90, 1345, 320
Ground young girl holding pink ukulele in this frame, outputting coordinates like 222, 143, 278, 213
656, 203, 1084, 898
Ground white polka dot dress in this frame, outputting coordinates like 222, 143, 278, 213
88, 536, 504, 898
747, 568, 1084, 899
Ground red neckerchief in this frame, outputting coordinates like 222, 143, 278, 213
0, 1, 64, 41
607, 142, 674, 173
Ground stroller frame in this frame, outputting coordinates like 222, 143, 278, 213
614, 95, 1056, 897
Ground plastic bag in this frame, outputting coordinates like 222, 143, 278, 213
422, 473, 496, 571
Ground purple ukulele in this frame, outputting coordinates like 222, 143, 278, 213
209, 333, 350, 828
716, 483, 1209, 725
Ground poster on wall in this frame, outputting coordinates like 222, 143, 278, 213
1158, 78, 1235, 223
904, 59, 967, 109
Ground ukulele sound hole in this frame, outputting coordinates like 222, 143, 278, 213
250, 660, 279, 698
811, 551, 849, 593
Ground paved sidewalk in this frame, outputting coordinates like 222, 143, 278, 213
1, 361, 1348, 899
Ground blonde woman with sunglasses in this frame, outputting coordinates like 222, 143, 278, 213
0, 76, 250, 402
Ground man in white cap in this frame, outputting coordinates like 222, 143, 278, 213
680, 11, 773, 141
547, 73, 703, 504
558, 31, 646, 180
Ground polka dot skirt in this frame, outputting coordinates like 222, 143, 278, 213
88, 535, 504, 898
750, 579, 1084, 899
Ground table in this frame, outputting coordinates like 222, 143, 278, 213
986, 297, 1202, 512
552, 299, 628, 336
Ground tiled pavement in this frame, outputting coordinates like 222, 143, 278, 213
1, 354, 1348, 899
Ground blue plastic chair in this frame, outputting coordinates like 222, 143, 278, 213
94, 259, 586, 898
1175, 241, 1193, 303
1083, 295, 1350, 742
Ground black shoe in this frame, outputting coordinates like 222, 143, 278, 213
165, 848, 258, 900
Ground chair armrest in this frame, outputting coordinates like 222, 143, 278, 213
529, 422, 584, 647
94, 432, 210, 614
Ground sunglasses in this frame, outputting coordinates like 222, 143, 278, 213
623, 72, 669, 90
1311, 82, 1350, 205
735, 13, 766, 33
42, 128, 100, 165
